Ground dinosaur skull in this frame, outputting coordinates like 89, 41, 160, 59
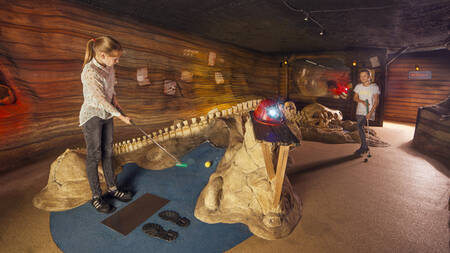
301, 103, 343, 130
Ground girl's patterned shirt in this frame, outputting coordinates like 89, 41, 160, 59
79, 58, 121, 126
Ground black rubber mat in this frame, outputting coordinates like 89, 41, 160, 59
102, 193, 169, 235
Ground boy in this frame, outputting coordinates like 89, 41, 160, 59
353, 69, 380, 155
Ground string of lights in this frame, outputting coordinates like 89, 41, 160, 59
280, 0, 395, 36
280, 0, 325, 36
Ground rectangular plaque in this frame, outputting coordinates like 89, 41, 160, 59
101, 193, 170, 235
137, 67, 151, 86
408, 71, 432, 80
164, 80, 178, 96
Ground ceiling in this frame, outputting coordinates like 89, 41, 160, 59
74, 0, 449, 54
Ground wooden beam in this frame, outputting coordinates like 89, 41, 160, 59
261, 142, 275, 180
272, 145, 290, 208
387, 47, 409, 66
284, 63, 289, 99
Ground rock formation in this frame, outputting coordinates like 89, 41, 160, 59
413, 96, 450, 166
194, 110, 302, 240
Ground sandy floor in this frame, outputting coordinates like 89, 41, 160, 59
0, 121, 448, 253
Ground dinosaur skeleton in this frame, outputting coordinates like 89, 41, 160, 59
33, 99, 387, 239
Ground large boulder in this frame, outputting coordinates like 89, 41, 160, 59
194, 115, 302, 240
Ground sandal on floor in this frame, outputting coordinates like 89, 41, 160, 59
158, 210, 191, 227
142, 223, 178, 241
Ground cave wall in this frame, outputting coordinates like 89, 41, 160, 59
0, 0, 281, 172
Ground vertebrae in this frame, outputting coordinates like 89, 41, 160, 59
112, 99, 262, 155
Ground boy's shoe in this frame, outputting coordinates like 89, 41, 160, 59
109, 189, 133, 202
354, 147, 369, 156
92, 197, 116, 213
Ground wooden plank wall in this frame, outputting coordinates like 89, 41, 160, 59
385, 50, 450, 123
0, 0, 281, 172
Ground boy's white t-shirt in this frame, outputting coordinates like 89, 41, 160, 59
354, 83, 380, 120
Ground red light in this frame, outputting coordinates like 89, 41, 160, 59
254, 99, 285, 126
331, 83, 349, 96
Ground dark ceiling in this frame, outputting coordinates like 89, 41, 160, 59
74, 0, 449, 54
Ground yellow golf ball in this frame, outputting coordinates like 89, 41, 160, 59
204, 161, 211, 168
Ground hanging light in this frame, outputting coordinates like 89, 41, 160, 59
280, 0, 326, 38
304, 12, 310, 21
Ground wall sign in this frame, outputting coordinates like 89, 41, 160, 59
208, 52, 216, 66
369, 56, 380, 68
164, 80, 177, 96
215, 72, 224, 84
183, 49, 199, 57
181, 71, 193, 82
136, 67, 151, 86
408, 71, 432, 80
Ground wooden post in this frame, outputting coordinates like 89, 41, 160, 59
272, 145, 290, 208
250, 110, 298, 208
261, 142, 275, 180
280, 62, 289, 98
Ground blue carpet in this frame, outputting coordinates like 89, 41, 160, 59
50, 142, 252, 253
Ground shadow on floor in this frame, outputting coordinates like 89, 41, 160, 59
290, 153, 361, 175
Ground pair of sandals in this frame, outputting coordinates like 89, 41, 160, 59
142, 210, 190, 242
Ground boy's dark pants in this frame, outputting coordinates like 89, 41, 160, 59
82, 116, 117, 198
356, 115, 368, 150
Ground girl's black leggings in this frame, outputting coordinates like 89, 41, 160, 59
82, 116, 117, 198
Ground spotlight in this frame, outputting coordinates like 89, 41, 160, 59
352, 61, 357, 66
268, 107, 279, 118
304, 13, 309, 21
415, 65, 420, 71
319, 30, 325, 36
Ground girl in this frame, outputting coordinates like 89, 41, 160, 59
79, 36, 133, 213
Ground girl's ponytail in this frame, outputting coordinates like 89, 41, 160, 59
83, 38, 96, 68
82, 36, 122, 68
